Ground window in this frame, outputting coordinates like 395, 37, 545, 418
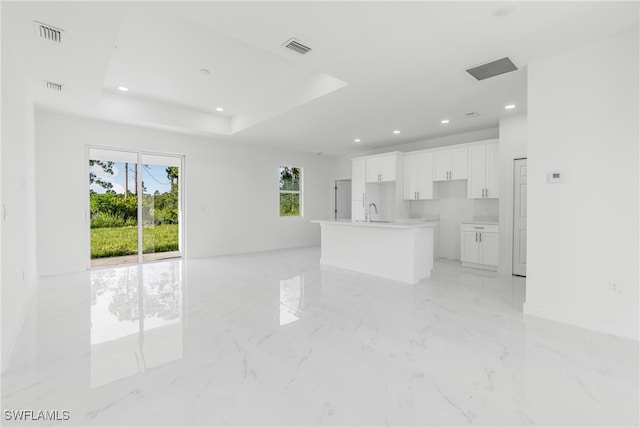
279, 166, 302, 217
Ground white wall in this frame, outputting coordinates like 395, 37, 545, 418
498, 113, 527, 275
526, 29, 639, 340
1, 9, 38, 370
35, 111, 336, 276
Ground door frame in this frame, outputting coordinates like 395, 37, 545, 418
86, 145, 186, 269
512, 157, 527, 277
332, 176, 352, 221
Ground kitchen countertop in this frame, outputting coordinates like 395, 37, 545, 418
312, 219, 438, 229
461, 220, 499, 225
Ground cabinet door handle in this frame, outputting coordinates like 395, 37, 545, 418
475, 232, 478, 242
417, 191, 420, 199
479, 232, 482, 243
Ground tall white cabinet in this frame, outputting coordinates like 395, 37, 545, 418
351, 158, 366, 221
351, 152, 406, 221
468, 141, 499, 198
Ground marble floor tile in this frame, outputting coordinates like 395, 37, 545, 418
1, 246, 638, 426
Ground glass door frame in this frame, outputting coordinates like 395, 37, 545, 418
86, 145, 185, 268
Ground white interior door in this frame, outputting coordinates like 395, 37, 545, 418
513, 158, 527, 276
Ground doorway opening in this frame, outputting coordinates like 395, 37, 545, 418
512, 158, 527, 276
89, 148, 183, 267
334, 179, 352, 220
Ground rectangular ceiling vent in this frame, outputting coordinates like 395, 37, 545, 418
465, 112, 481, 119
43, 80, 63, 92
466, 57, 517, 81
282, 38, 312, 55
34, 21, 64, 43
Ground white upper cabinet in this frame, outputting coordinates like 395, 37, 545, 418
468, 141, 499, 198
404, 151, 433, 200
434, 147, 468, 181
365, 153, 397, 183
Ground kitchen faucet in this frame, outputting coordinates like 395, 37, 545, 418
367, 203, 378, 223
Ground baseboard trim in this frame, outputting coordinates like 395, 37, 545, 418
524, 302, 639, 342
462, 261, 497, 272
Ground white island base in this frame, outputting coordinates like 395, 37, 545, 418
313, 221, 435, 284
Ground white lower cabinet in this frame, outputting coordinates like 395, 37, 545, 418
460, 223, 498, 271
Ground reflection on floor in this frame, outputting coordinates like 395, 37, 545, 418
2, 247, 638, 426
91, 251, 181, 267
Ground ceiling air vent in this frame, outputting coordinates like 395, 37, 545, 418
465, 112, 481, 119
466, 57, 517, 81
44, 80, 63, 92
34, 21, 64, 43
282, 38, 312, 55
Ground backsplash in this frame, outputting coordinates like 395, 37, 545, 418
407, 180, 499, 260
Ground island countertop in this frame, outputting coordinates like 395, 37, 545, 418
311, 219, 438, 229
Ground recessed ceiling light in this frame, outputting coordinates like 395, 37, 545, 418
505, 104, 516, 110
441, 119, 450, 124
493, 2, 518, 18
117, 86, 129, 92
354, 138, 361, 143
216, 107, 224, 112
393, 130, 401, 134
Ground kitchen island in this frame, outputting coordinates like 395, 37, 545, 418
312, 220, 436, 284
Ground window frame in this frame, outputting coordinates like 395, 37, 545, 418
278, 165, 303, 218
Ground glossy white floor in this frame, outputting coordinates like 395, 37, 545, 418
2, 247, 638, 426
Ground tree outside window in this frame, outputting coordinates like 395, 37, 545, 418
279, 166, 302, 217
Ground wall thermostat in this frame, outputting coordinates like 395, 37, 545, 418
548, 171, 563, 183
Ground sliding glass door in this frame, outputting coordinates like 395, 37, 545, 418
141, 154, 182, 262
89, 148, 183, 267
